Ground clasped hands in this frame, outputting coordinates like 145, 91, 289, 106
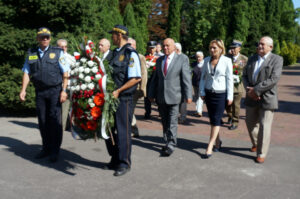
246, 87, 261, 101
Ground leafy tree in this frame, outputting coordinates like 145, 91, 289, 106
123, 3, 143, 52
148, 0, 169, 42
231, 0, 250, 48
132, 0, 152, 54
167, 0, 183, 41
98, 0, 123, 40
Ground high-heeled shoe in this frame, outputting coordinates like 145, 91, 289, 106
213, 140, 222, 152
203, 153, 212, 159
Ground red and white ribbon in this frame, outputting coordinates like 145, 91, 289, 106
98, 75, 109, 139
74, 52, 80, 60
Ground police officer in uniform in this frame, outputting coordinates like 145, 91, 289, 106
19, 27, 70, 163
103, 25, 141, 176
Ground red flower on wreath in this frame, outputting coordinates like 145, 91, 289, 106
91, 106, 102, 118
94, 93, 105, 106
86, 120, 98, 131
80, 123, 88, 131
76, 108, 84, 118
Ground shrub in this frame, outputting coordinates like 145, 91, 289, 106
0, 64, 36, 112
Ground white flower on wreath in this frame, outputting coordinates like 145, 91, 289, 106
81, 84, 87, 90
70, 70, 75, 76
75, 62, 80, 67
84, 76, 91, 83
87, 60, 94, 67
71, 78, 77, 85
80, 57, 87, 63
95, 73, 102, 80
87, 83, 94, 90
70, 86, 76, 91
78, 66, 84, 73
88, 98, 93, 103
74, 68, 79, 74
84, 68, 90, 74
75, 85, 80, 91
87, 115, 94, 120
78, 73, 84, 79
91, 67, 98, 74
89, 103, 95, 108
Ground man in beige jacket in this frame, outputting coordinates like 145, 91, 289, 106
128, 38, 147, 137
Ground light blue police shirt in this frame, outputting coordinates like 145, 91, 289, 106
22, 46, 70, 74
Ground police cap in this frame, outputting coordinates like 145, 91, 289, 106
37, 27, 51, 37
147, 41, 157, 48
230, 40, 243, 48
109, 25, 129, 36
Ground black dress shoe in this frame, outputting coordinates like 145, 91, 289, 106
113, 167, 130, 176
228, 125, 238, 130
144, 114, 151, 119
131, 125, 140, 138
35, 150, 50, 159
102, 162, 117, 170
227, 118, 233, 125
161, 146, 173, 157
49, 154, 58, 163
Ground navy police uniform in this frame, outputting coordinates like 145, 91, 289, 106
23, 45, 69, 157
105, 43, 141, 169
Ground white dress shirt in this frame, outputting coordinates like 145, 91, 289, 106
102, 50, 110, 61
162, 51, 175, 73
233, 53, 240, 63
252, 52, 270, 82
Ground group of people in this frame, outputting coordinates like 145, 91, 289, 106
19, 25, 283, 177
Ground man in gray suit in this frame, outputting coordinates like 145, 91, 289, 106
149, 38, 192, 156
243, 36, 283, 163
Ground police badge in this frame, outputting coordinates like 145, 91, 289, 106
119, 55, 125, 62
49, 53, 56, 59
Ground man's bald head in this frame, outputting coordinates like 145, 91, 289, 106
128, 37, 136, 50
99, 38, 111, 53
163, 38, 175, 56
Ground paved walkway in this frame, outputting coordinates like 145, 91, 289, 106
0, 65, 300, 199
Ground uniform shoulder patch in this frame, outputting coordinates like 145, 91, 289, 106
59, 57, 66, 65
129, 57, 135, 67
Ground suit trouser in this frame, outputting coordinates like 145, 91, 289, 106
226, 92, 243, 125
193, 86, 203, 114
105, 98, 133, 168
245, 106, 274, 158
144, 76, 153, 116
61, 99, 70, 131
157, 103, 179, 150
35, 86, 62, 155
179, 101, 187, 120
131, 93, 141, 127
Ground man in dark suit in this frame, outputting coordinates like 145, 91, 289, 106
243, 36, 283, 163
99, 38, 113, 62
148, 38, 192, 156
226, 40, 248, 130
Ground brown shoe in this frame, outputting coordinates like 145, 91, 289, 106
255, 157, 265, 163
250, 146, 257, 152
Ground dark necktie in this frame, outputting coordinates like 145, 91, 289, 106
163, 56, 168, 76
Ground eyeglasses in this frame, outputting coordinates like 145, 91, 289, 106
40, 36, 50, 40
